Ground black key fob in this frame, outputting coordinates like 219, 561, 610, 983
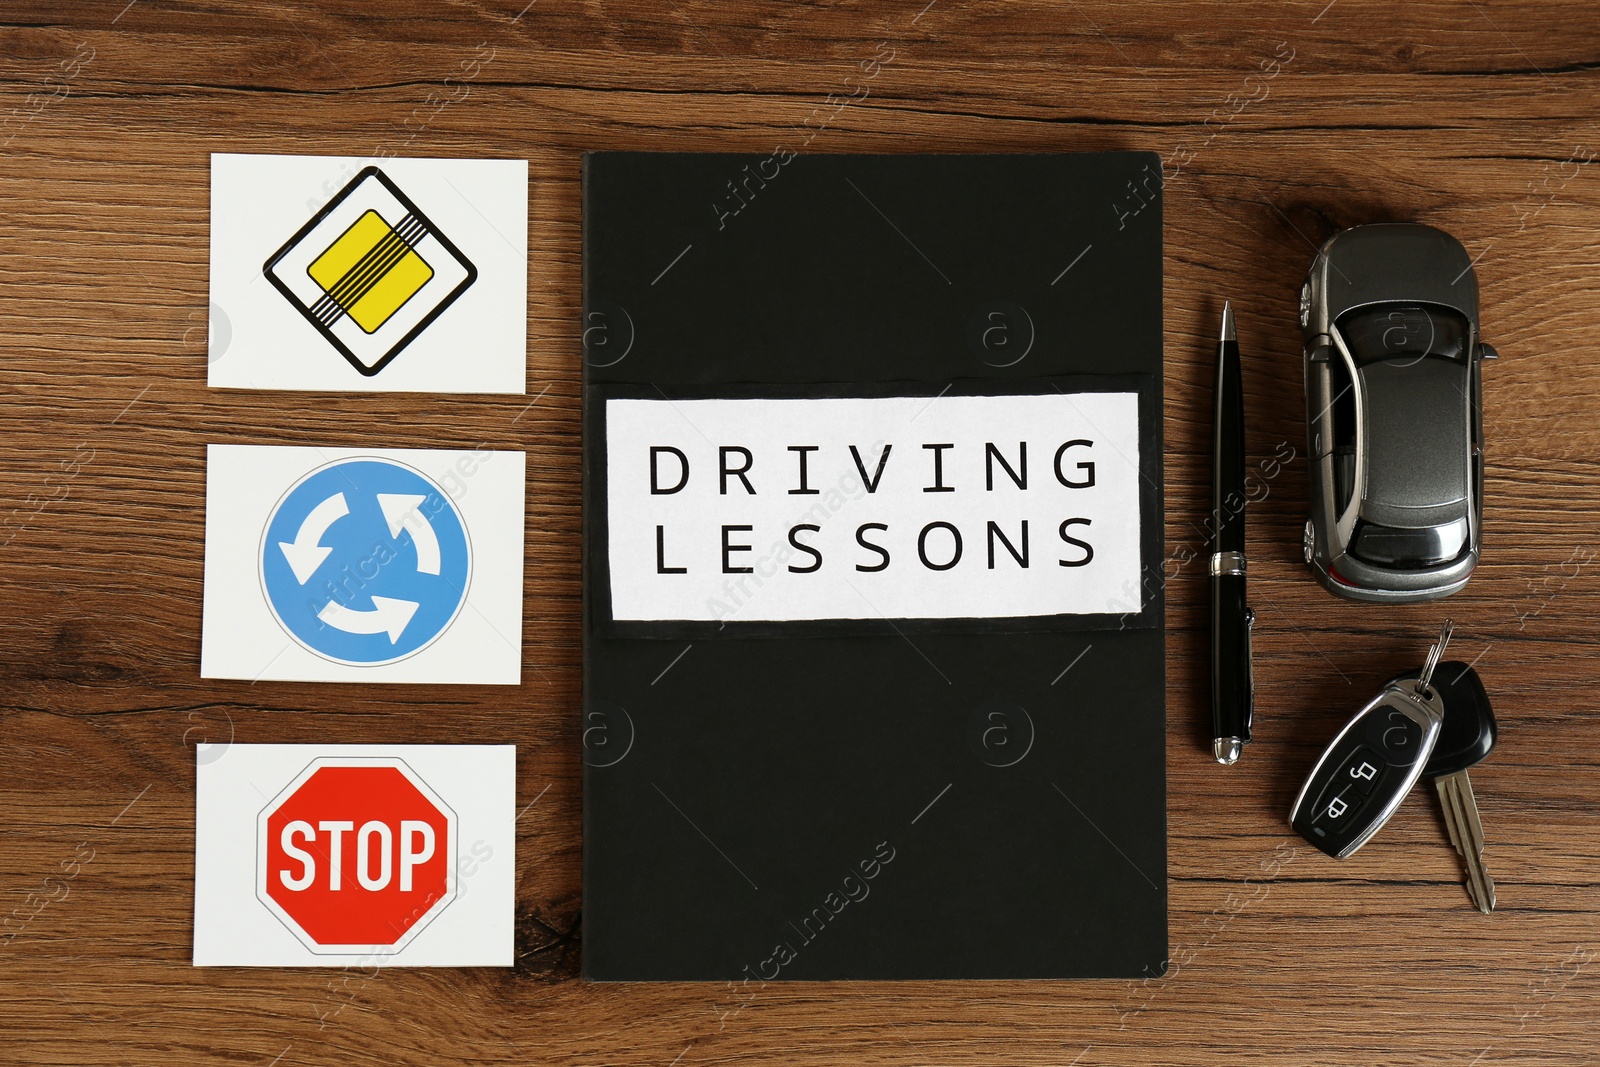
1385, 662, 1497, 778
1290, 681, 1446, 858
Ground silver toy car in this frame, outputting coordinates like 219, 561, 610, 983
1300, 223, 1496, 603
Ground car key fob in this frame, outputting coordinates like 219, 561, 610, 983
1290, 621, 1454, 858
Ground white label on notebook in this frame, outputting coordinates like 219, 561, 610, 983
193, 744, 515, 967
604, 392, 1142, 622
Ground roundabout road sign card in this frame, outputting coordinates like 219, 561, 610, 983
193, 744, 515, 967
201, 444, 524, 685
208, 153, 527, 394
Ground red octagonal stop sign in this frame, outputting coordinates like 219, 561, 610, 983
257, 757, 456, 954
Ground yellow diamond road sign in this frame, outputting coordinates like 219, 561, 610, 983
265, 167, 476, 377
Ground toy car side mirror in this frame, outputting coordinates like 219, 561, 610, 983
1478, 342, 1499, 360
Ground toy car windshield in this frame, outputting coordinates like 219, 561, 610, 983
1351, 515, 1469, 568
1338, 303, 1470, 364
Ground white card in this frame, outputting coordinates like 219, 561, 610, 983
194, 744, 515, 967
604, 392, 1142, 622
208, 153, 527, 394
201, 444, 524, 684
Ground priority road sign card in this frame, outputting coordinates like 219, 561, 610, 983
200, 444, 524, 685
193, 744, 516, 967
208, 153, 527, 394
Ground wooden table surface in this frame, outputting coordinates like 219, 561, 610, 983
3, 1, 1599, 1063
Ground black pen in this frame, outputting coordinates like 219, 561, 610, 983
1211, 302, 1255, 765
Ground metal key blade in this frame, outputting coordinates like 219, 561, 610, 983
1436, 771, 1496, 913
1436, 775, 1465, 853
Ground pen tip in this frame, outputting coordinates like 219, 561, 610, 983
1221, 302, 1236, 343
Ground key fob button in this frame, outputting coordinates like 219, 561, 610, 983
1312, 783, 1359, 828
1344, 748, 1383, 795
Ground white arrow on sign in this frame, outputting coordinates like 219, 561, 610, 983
318, 596, 420, 643
278, 492, 349, 584
376, 493, 441, 576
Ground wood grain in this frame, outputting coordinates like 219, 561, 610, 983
2, 1, 1599, 1063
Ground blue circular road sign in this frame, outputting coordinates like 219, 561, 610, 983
260, 458, 471, 666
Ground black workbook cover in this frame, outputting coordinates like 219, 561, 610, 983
581, 151, 1165, 980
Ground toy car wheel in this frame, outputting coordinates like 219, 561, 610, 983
1303, 517, 1315, 565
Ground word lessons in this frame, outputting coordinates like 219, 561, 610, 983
603, 390, 1142, 622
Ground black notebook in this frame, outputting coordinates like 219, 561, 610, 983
581, 151, 1165, 981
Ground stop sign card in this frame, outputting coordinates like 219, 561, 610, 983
200, 444, 524, 685
194, 744, 516, 967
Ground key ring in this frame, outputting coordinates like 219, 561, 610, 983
1417, 618, 1454, 696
